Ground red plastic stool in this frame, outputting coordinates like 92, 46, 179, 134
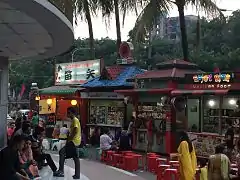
147, 153, 157, 156
147, 156, 159, 173
122, 156, 138, 171
130, 154, 144, 170
169, 161, 179, 166
156, 158, 167, 166
157, 164, 170, 180
122, 151, 133, 155
106, 151, 115, 165
163, 169, 179, 180
113, 154, 123, 167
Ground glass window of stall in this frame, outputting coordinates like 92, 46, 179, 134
202, 96, 220, 133
221, 96, 240, 135
187, 97, 200, 132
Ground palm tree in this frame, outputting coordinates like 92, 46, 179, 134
131, 0, 224, 61
49, 0, 97, 59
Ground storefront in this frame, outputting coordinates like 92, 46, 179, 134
39, 86, 86, 137
37, 59, 103, 137
82, 65, 144, 138
116, 60, 203, 154
171, 71, 240, 158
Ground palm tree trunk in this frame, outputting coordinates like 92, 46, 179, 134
64, 0, 73, 24
84, 0, 95, 59
177, 4, 189, 61
113, 0, 121, 58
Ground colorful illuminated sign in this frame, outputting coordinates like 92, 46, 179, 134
192, 73, 234, 84
55, 59, 101, 85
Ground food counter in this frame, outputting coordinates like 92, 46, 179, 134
135, 103, 169, 153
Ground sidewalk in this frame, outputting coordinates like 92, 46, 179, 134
39, 162, 90, 180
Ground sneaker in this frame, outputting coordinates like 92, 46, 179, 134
53, 171, 64, 177
72, 175, 80, 179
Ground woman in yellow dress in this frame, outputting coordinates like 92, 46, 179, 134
177, 131, 197, 180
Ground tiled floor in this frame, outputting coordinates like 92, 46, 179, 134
39, 165, 90, 180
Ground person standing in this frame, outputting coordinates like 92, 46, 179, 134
54, 107, 81, 179
208, 145, 230, 180
224, 119, 234, 160
31, 112, 39, 128
127, 116, 135, 147
172, 131, 197, 180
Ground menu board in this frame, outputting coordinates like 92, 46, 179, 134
89, 100, 125, 126
90, 106, 106, 124
188, 132, 238, 158
107, 107, 124, 125
137, 103, 170, 132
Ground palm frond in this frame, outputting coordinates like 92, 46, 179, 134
119, 0, 142, 27
186, 0, 225, 19
132, 0, 170, 43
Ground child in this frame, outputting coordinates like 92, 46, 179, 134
199, 159, 208, 180
19, 137, 40, 179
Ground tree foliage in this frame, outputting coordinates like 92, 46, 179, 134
9, 10, 240, 95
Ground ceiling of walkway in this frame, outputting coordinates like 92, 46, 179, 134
0, 0, 74, 60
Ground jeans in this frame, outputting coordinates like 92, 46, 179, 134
59, 142, 80, 176
35, 153, 57, 172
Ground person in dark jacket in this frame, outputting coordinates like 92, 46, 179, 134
119, 130, 131, 151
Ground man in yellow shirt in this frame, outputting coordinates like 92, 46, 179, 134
54, 107, 81, 179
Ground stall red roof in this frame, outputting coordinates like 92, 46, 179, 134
135, 68, 203, 79
157, 59, 198, 66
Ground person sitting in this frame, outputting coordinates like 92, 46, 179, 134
13, 121, 31, 137
118, 130, 131, 151
19, 136, 40, 179
52, 125, 60, 139
0, 135, 30, 180
52, 124, 69, 151
100, 128, 117, 151
208, 145, 231, 180
31, 126, 57, 173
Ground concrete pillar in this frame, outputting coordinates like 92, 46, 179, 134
0, 57, 8, 148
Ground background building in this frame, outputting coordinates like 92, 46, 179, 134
151, 15, 198, 41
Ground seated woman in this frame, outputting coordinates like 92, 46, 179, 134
118, 130, 131, 151
208, 145, 230, 180
19, 137, 40, 179
100, 128, 117, 151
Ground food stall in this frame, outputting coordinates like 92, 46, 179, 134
116, 60, 203, 154
38, 59, 103, 136
171, 71, 240, 158
82, 65, 144, 138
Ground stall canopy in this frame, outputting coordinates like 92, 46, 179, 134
39, 86, 85, 95
115, 88, 174, 95
81, 66, 144, 88
171, 89, 229, 96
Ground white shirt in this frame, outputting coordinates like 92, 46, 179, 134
127, 121, 133, 134
100, 134, 112, 150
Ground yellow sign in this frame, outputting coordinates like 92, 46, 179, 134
39, 98, 56, 114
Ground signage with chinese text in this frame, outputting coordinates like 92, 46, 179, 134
55, 60, 101, 85
190, 73, 234, 84
39, 99, 56, 114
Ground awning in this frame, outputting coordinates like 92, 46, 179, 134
115, 88, 173, 95
171, 89, 229, 96
39, 86, 85, 95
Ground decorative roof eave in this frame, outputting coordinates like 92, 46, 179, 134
39, 86, 85, 95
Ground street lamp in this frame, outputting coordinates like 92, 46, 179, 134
71, 48, 96, 63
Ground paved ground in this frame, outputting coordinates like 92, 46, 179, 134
40, 153, 155, 180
